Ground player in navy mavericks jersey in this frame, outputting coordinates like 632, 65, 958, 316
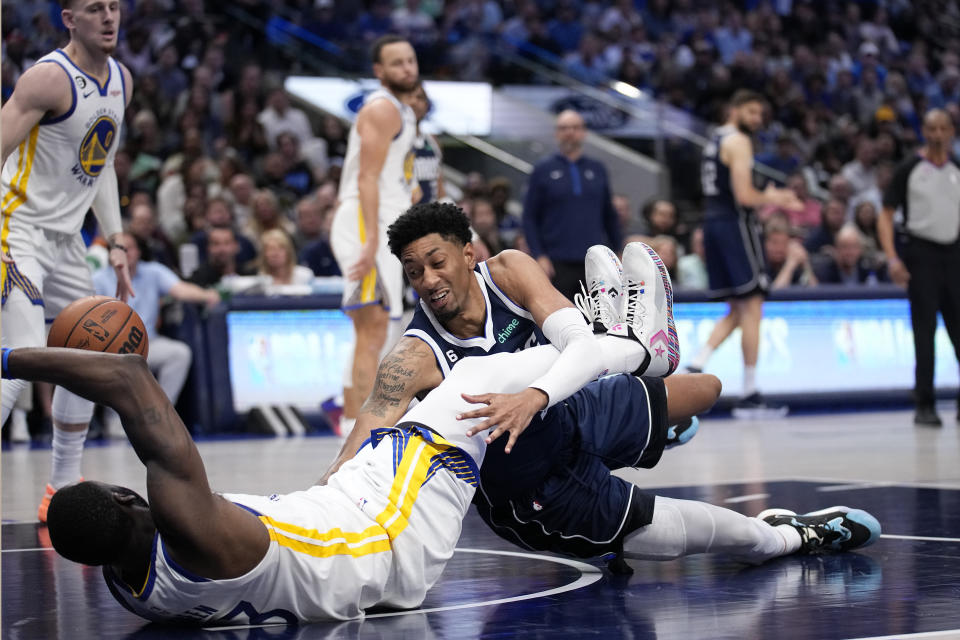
0, 0, 135, 521
688, 90, 801, 415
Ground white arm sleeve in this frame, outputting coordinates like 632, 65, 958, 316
91, 166, 122, 238
528, 307, 606, 408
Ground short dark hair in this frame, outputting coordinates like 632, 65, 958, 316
208, 223, 238, 239
730, 89, 766, 108
371, 35, 409, 64
387, 202, 473, 258
47, 482, 136, 566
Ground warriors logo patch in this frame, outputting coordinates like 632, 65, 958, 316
78, 116, 117, 178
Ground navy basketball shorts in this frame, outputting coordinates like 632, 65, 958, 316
703, 211, 769, 300
475, 374, 667, 559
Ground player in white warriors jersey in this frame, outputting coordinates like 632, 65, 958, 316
330, 35, 418, 437
0, 0, 134, 522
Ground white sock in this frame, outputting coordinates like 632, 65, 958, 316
743, 365, 757, 396
11, 409, 30, 442
690, 345, 714, 370
597, 334, 648, 374
622, 496, 797, 564
51, 428, 88, 488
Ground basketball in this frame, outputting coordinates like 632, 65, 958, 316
47, 295, 149, 359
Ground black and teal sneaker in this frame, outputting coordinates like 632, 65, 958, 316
757, 506, 881, 553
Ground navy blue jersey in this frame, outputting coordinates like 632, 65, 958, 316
701, 124, 743, 221
403, 260, 544, 377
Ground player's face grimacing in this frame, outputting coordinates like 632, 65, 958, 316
375, 42, 419, 95
65, 0, 121, 55
734, 101, 764, 134
401, 233, 476, 323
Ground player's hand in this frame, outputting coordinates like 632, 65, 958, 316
888, 256, 910, 287
459, 387, 549, 454
111, 247, 135, 302
765, 184, 804, 211
536, 255, 555, 278
1, 252, 13, 264
348, 243, 377, 282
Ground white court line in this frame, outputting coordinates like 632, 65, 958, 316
723, 493, 769, 504
881, 534, 960, 543
789, 476, 960, 491
1, 547, 52, 553
366, 548, 601, 619
816, 482, 895, 493
846, 629, 960, 640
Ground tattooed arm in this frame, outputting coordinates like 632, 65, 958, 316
318, 337, 444, 484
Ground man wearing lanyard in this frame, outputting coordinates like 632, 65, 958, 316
879, 108, 960, 426
522, 110, 622, 302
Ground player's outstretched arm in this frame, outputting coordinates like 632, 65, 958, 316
1, 63, 71, 167
4, 348, 269, 578
318, 336, 442, 483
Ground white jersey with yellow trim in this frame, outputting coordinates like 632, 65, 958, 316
337, 88, 416, 221
102, 423, 481, 625
1, 49, 125, 236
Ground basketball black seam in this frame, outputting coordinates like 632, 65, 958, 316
62, 298, 116, 347
100, 308, 133, 353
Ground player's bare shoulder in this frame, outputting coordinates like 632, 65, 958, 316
357, 95, 401, 133
9, 60, 73, 115
117, 60, 135, 107
720, 128, 752, 162
485, 250, 547, 298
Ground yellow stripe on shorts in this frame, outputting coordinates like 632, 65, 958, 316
356, 204, 378, 303
375, 436, 441, 540
2, 125, 40, 293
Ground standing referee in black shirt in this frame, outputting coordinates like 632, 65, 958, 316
522, 110, 623, 301
879, 109, 960, 426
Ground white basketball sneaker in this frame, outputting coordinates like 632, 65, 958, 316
616, 241, 680, 377
574, 245, 625, 333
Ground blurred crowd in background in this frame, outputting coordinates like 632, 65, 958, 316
3, 0, 958, 302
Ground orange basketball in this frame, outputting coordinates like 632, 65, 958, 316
47, 295, 149, 359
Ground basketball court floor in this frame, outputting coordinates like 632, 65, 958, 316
3, 406, 960, 639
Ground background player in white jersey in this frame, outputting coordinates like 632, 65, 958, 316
330, 35, 419, 437
0, 0, 134, 521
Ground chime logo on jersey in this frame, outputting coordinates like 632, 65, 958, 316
74, 115, 117, 183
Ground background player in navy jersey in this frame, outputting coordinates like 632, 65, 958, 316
687, 90, 802, 416
1, 0, 135, 521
